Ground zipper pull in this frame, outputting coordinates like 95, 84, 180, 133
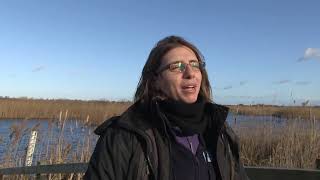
190, 141, 194, 154
187, 137, 194, 154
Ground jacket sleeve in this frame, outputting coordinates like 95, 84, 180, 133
223, 123, 250, 180
83, 127, 135, 180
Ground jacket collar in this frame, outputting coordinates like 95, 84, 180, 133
94, 101, 152, 135
94, 100, 229, 136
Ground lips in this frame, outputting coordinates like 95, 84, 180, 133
181, 83, 198, 93
182, 85, 195, 89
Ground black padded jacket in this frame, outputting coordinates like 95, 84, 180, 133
84, 100, 249, 180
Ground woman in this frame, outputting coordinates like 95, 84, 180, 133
84, 36, 249, 180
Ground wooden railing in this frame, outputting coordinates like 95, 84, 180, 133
245, 166, 320, 180
0, 162, 320, 180
0, 163, 87, 180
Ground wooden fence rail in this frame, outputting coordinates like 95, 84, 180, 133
0, 163, 87, 180
1, 162, 320, 180
245, 166, 320, 180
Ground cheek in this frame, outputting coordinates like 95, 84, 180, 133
158, 75, 180, 95
197, 73, 202, 85
166, 76, 180, 89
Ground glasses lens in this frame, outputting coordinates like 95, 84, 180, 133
190, 61, 200, 69
170, 62, 186, 72
167, 61, 204, 73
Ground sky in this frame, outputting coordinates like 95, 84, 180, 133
0, 0, 319, 105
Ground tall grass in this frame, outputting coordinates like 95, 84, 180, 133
1, 98, 320, 179
0, 98, 131, 124
1, 111, 97, 179
233, 117, 320, 169
2, 98, 319, 124
229, 104, 320, 120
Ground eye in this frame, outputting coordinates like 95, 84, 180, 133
169, 62, 184, 72
190, 61, 200, 68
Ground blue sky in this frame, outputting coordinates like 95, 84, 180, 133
0, 0, 319, 105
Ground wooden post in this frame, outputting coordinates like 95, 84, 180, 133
86, 115, 89, 124
25, 131, 38, 166
316, 159, 320, 169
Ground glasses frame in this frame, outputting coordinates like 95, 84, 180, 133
157, 60, 206, 74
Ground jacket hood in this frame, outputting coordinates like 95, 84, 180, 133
94, 101, 153, 135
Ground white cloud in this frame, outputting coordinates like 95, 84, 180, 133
295, 81, 311, 85
32, 66, 45, 72
239, 80, 248, 86
273, 80, 291, 85
223, 85, 233, 90
298, 48, 320, 61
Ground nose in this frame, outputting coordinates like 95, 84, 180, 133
183, 64, 195, 79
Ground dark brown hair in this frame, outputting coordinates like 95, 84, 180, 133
134, 35, 212, 104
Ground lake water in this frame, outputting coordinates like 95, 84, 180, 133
0, 119, 98, 167
0, 113, 319, 167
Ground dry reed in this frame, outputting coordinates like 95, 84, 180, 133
1, 98, 320, 179
229, 104, 320, 120
0, 110, 98, 179
234, 118, 320, 169
0, 98, 131, 124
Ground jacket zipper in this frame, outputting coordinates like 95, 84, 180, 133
195, 156, 200, 180
186, 136, 200, 180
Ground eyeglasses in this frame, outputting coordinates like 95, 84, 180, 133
157, 60, 205, 74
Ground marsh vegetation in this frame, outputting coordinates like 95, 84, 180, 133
0, 97, 319, 179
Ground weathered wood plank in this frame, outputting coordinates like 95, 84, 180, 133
1, 163, 320, 180
316, 159, 320, 169
0, 163, 87, 175
245, 166, 320, 180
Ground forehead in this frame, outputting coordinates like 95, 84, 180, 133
161, 46, 198, 64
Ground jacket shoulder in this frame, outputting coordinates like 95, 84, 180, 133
84, 120, 140, 180
94, 116, 120, 135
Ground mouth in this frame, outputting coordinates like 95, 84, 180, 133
181, 84, 197, 92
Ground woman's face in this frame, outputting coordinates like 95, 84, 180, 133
156, 46, 202, 104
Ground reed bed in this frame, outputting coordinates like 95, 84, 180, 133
0, 112, 97, 179
1, 98, 320, 124
1, 98, 320, 179
229, 104, 320, 120
233, 118, 320, 169
0, 98, 131, 124
2, 119, 319, 179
